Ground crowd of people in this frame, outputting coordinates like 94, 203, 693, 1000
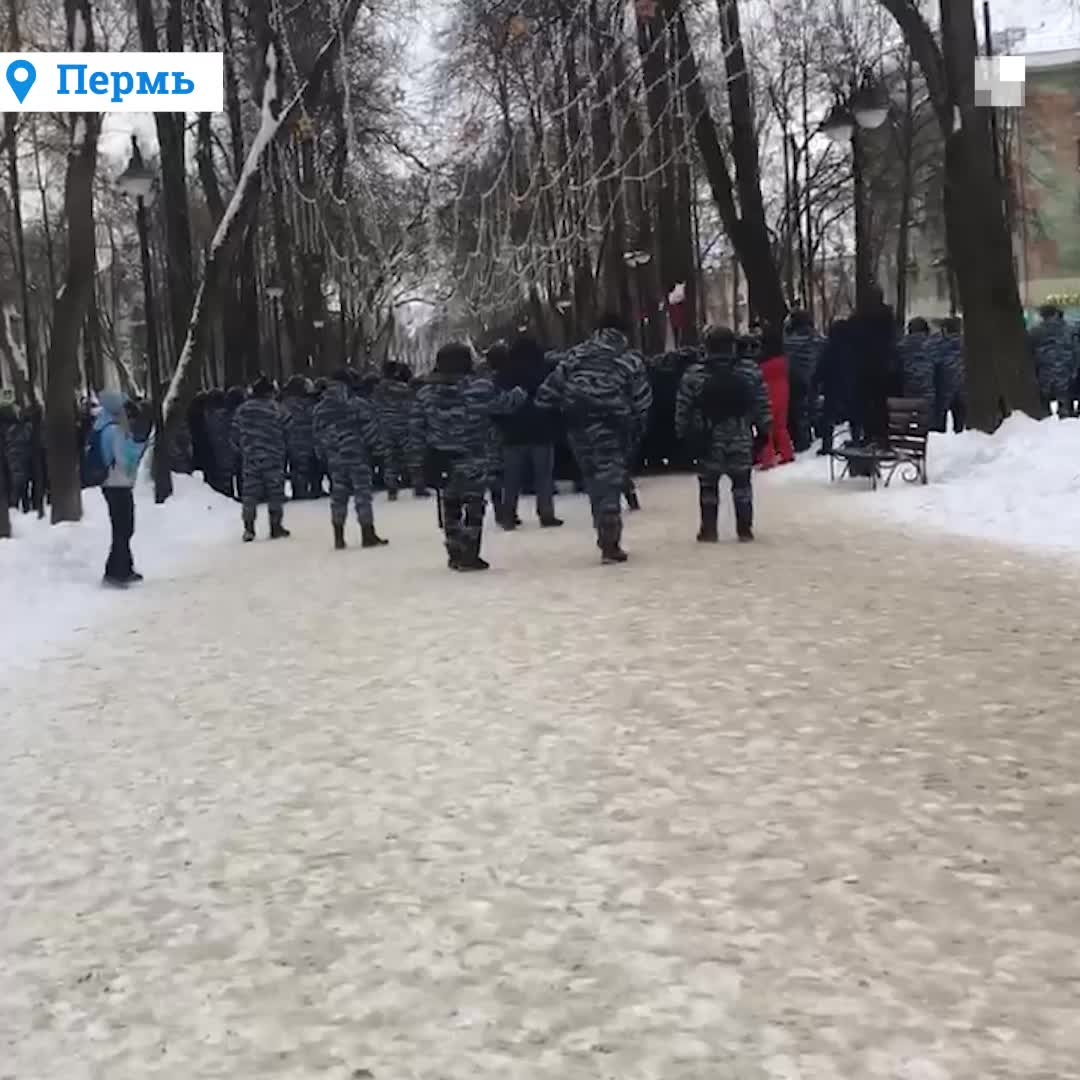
2, 294, 1079, 584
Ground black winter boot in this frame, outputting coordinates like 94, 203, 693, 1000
269, 513, 290, 539
735, 501, 754, 542
598, 513, 628, 564
333, 521, 347, 550
457, 536, 490, 572
625, 490, 641, 511
697, 489, 719, 542
697, 510, 719, 543
387, 488, 399, 502
242, 527, 255, 543
361, 523, 389, 548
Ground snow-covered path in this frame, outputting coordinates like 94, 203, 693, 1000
4, 477, 1080, 1080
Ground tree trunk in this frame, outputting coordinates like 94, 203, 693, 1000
939, 0, 1041, 426
135, 0, 195, 371
6, 118, 36, 401
589, 0, 631, 318
613, 38, 661, 352
46, 0, 101, 524
670, 65, 699, 342
717, 0, 786, 330
0, 445, 9, 538
637, 6, 679, 341
665, 0, 786, 332
163, 0, 364, 436
297, 133, 325, 372
6, 0, 39, 410
875, 0, 1041, 429
220, 0, 246, 179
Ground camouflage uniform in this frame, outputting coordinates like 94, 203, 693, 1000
372, 376, 416, 496
783, 328, 824, 451
409, 371, 525, 568
927, 331, 967, 432
473, 360, 507, 520
281, 383, 316, 498
231, 395, 290, 534
621, 349, 653, 509
535, 328, 651, 559
898, 331, 934, 401
1032, 317, 1077, 418
2, 409, 32, 511
313, 381, 383, 532
675, 346, 771, 541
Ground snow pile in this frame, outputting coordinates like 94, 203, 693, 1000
778, 414, 1080, 556
1, 474, 237, 672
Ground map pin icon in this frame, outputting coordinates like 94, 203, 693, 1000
6, 59, 36, 105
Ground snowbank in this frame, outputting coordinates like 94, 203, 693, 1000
1, 474, 237, 673
774, 414, 1080, 556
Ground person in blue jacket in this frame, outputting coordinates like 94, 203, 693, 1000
95, 391, 147, 587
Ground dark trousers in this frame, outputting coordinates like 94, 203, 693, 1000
502, 443, 555, 520
789, 376, 812, 452
950, 394, 968, 433
699, 469, 752, 535
103, 486, 135, 581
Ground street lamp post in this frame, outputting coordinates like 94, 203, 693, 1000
554, 297, 572, 347
265, 285, 284, 381
311, 318, 324, 373
117, 135, 171, 504
821, 71, 889, 312
623, 250, 653, 350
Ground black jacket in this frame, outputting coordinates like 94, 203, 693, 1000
493, 337, 560, 445
848, 304, 898, 440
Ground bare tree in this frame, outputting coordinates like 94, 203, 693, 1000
45, 0, 102, 523
875, 0, 1042, 428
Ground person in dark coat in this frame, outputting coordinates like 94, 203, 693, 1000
815, 318, 860, 454
493, 334, 563, 529
847, 286, 897, 445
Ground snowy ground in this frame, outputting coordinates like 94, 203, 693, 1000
0, 475, 238, 672
775, 414, 1080, 559
4, 470, 1080, 1080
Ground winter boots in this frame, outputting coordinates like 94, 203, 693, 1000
598, 512, 627, 564
455, 527, 489, 572
539, 515, 564, 528
333, 521, 347, 550
242, 528, 255, 543
387, 489, 399, 502
697, 499, 719, 543
625, 490, 641, 512
269, 512, 290, 540
360, 523, 389, 548
735, 498, 754, 542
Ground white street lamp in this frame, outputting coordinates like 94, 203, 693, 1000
851, 74, 889, 130
820, 101, 854, 143
116, 138, 156, 201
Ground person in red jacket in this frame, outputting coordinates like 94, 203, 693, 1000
756, 327, 795, 468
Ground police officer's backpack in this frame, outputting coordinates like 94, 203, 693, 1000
701, 365, 752, 423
